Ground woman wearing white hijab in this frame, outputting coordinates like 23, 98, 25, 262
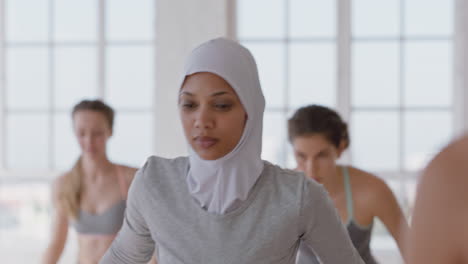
100, 38, 363, 264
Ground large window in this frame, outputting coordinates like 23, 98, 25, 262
237, 0, 337, 166
0, 0, 156, 175
236, 0, 460, 263
351, 0, 454, 173
0, 0, 156, 262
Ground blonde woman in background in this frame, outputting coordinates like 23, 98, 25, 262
41, 100, 155, 264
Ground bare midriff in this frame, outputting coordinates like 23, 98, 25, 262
77, 234, 116, 264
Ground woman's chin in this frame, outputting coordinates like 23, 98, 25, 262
197, 153, 222, 160
195, 149, 227, 161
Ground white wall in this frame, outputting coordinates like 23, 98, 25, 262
154, 0, 231, 158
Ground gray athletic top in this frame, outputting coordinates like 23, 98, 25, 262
296, 167, 377, 264
72, 166, 129, 236
100, 156, 364, 264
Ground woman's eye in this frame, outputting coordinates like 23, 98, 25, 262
318, 152, 329, 158
215, 103, 232, 110
181, 102, 196, 109
296, 153, 305, 161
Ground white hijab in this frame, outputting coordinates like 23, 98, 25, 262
181, 38, 265, 214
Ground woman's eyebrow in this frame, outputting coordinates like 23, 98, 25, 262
211, 91, 230, 97
179, 91, 232, 97
179, 91, 193, 96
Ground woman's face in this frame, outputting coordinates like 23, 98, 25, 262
73, 110, 112, 158
179, 72, 247, 160
292, 133, 343, 184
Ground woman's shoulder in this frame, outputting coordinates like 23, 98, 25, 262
419, 135, 468, 197
347, 166, 387, 190
132, 156, 189, 183
53, 171, 72, 190
117, 164, 138, 173
263, 161, 306, 184
144, 155, 189, 170
263, 161, 326, 200
346, 166, 395, 205
114, 164, 138, 183
427, 135, 468, 175
50, 171, 73, 203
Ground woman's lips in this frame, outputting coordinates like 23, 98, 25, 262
194, 136, 219, 149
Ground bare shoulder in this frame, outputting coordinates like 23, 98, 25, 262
347, 166, 390, 195
50, 171, 72, 204
116, 164, 138, 182
418, 135, 468, 209
347, 166, 396, 207
422, 135, 468, 185
52, 172, 71, 193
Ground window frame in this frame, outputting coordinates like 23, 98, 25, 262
0, 0, 158, 181
231, 0, 468, 215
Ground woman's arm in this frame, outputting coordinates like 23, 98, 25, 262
300, 178, 364, 264
371, 177, 409, 260
123, 165, 157, 264
100, 164, 155, 264
41, 178, 69, 264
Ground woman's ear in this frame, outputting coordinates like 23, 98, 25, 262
336, 139, 348, 158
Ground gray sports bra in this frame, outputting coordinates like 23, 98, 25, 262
296, 166, 377, 264
72, 166, 129, 236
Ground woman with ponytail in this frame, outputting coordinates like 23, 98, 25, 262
41, 99, 144, 264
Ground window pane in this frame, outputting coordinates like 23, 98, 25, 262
106, 0, 155, 42
6, 0, 49, 42
262, 112, 286, 166
108, 112, 153, 167
243, 42, 285, 109
6, 47, 49, 110
237, 0, 285, 39
351, 111, 399, 171
403, 111, 452, 171
289, 0, 336, 38
404, 0, 454, 36
352, 42, 399, 107
53, 113, 80, 170
352, 0, 400, 37
54, 47, 98, 110
54, 0, 97, 42
106, 46, 153, 109
7, 114, 49, 169
289, 43, 336, 108
404, 42, 452, 107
